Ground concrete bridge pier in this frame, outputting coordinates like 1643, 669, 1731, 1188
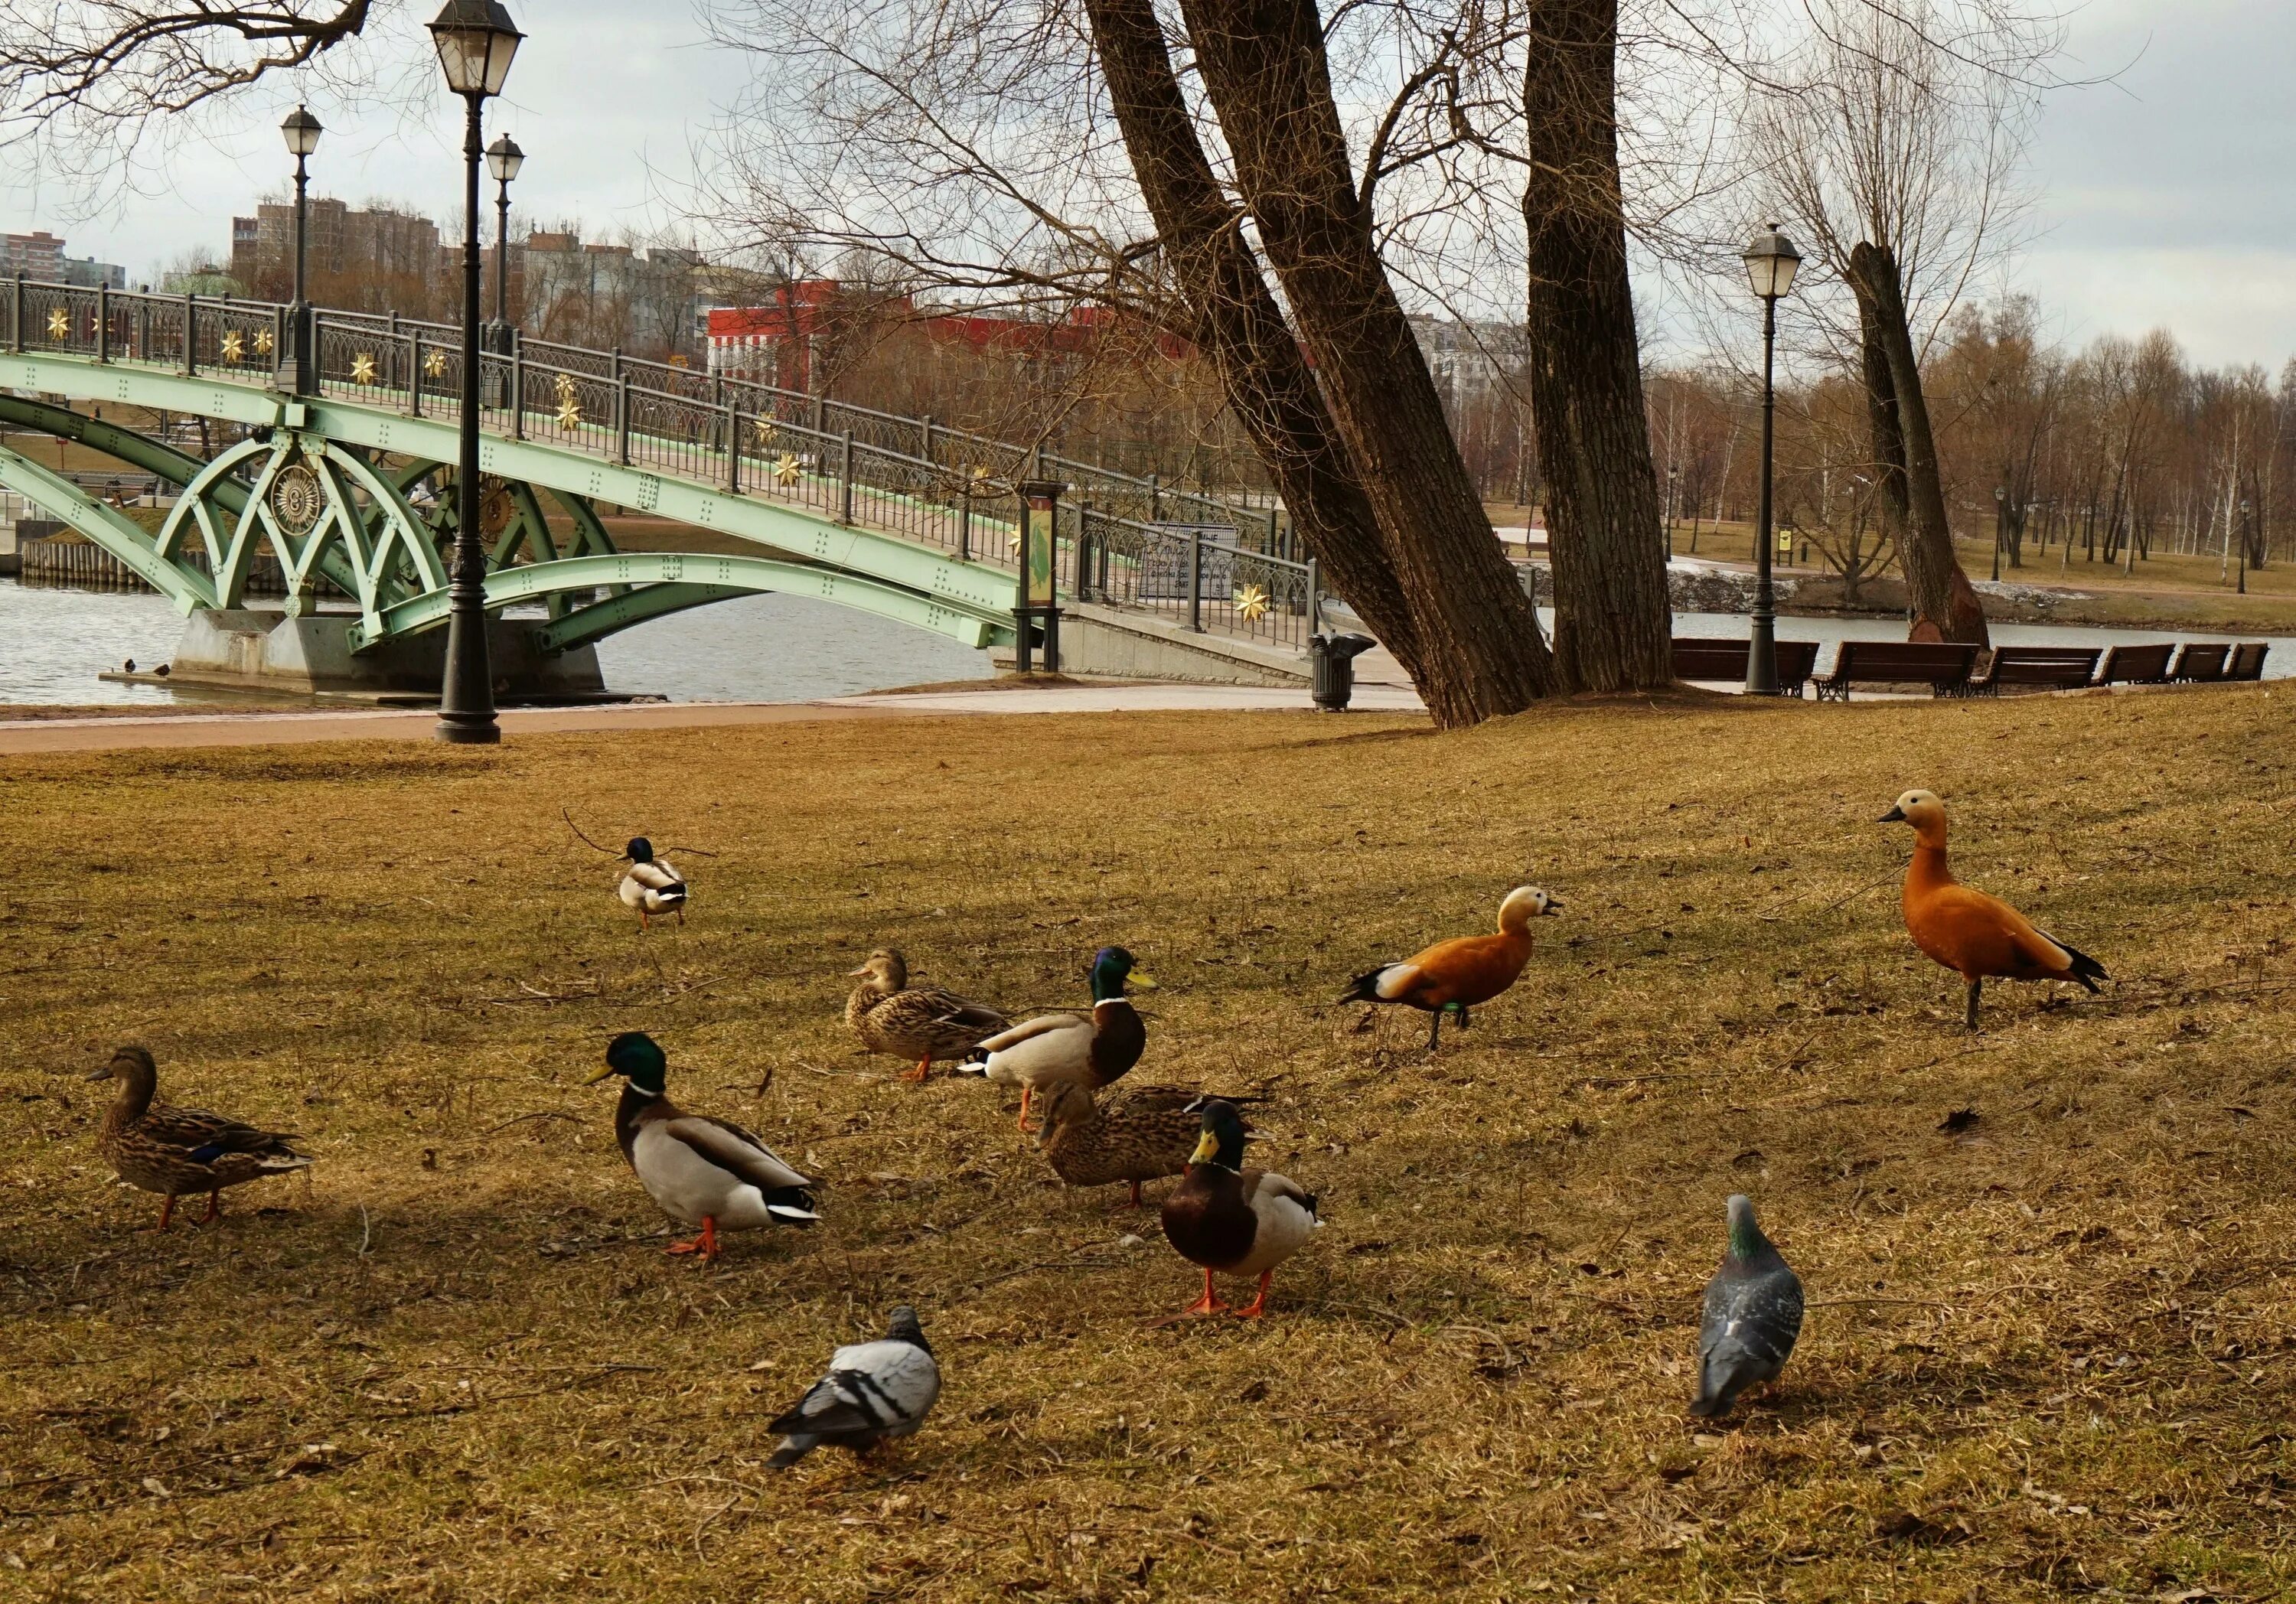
136, 610, 612, 703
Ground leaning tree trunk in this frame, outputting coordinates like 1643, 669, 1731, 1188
1518, 0, 1670, 692
1082, 0, 1424, 680
1847, 240, 1988, 646
1180, 0, 1557, 724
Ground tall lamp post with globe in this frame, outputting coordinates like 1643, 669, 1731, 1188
1740, 223, 1801, 696
485, 134, 523, 354
280, 106, 322, 395
428, 0, 523, 746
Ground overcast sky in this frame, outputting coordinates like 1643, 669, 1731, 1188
0, 0, 2288, 371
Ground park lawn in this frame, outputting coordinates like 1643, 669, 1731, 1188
4, 685, 2296, 1602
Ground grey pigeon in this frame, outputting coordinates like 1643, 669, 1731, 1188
1688, 1195, 1804, 1417
765, 1306, 941, 1468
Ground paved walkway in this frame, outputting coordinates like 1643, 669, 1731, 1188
0, 681, 1427, 755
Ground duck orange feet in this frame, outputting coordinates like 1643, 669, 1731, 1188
902, 1057, 933, 1084
665, 1216, 721, 1260
1232, 1270, 1276, 1319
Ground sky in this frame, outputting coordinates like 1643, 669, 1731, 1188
0, 0, 2290, 371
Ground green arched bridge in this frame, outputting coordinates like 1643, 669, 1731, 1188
0, 282, 1323, 675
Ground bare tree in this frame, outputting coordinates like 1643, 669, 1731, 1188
1757, 0, 2058, 645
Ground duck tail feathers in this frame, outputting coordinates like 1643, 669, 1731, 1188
2060, 941, 2107, 993
1338, 967, 1388, 1006
765, 1186, 819, 1226
955, 1056, 990, 1077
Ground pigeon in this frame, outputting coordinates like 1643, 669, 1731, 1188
765, 1306, 941, 1469
1688, 1195, 1804, 1418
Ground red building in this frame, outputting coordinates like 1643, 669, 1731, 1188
705, 282, 1186, 393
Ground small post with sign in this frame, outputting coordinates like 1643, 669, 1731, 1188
1016, 478, 1065, 675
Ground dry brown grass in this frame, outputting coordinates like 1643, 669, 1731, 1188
5, 686, 2296, 1602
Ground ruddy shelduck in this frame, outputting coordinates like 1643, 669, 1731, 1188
1339, 885, 1562, 1049
1881, 790, 2106, 1029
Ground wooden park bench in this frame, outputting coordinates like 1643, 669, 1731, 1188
1967, 645, 2102, 696
2094, 642, 2174, 685
1811, 640, 1979, 702
1670, 637, 1819, 697
2170, 643, 2230, 683
2227, 642, 2271, 681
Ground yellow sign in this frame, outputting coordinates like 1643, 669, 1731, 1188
1022, 502, 1055, 606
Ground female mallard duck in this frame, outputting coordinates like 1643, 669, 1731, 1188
618, 837, 688, 928
585, 1032, 817, 1260
1339, 885, 1562, 1048
87, 1046, 311, 1229
1038, 1083, 1266, 1208
957, 945, 1156, 1131
1159, 1097, 1320, 1319
846, 948, 1009, 1082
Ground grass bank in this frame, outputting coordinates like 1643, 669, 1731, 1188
5, 686, 2294, 1601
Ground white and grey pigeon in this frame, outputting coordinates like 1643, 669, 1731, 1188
1688, 1194, 1805, 1418
765, 1306, 941, 1469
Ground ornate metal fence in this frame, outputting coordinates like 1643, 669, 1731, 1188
7, 277, 1319, 652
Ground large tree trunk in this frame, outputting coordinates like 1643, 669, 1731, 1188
1846, 241, 1988, 646
1081, 0, 1424, 678
1180, 0, 1557, 722
1518, 0, 1671, 691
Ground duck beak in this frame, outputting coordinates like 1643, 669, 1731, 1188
1879, 805, 1907, 823
1544, 898, 1564, 914
1128, 970, 1158, 992
846, 966, 872, 978
582, 1065, 618, 1086
83, 1065, 113, 1081
1189, 1130, 1219, 1165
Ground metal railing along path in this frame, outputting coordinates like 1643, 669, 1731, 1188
4, 277, 1321, 655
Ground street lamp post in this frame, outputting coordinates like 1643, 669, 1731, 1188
1992, 485, 2005, 582
280, 106, 322, 394
485, 134, 523, 354
429, 0, 523, 747
1740, 223, 1801, 696
2239, 497, 2252, 595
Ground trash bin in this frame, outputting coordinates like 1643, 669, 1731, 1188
1309, 631, 1376, 712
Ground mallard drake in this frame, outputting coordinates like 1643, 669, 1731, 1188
1690, 1195, 1805, 1417
86, 1046, 311, 1229
1038, 1083, 1267, 1208
846, 948, 1009, 1082
1339, 885, 1562, 1048
765, 1305, 941, 1469
1158, 1097, 1319, 1319
585, 1032, 817, 1260
1883, 790, 2106, 1029
618, 837, 688, 928
957, 945, 1156, 1130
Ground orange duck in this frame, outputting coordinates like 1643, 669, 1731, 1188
1882, 789, 2106, 1029
1339, 885, 1562, 1048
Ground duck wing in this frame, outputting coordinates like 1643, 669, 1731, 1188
628, 861, 685, 890
138, 1100, 301, 1159
908, 986, 1006, 1031
657, 1111, 814, 1195
973, 1012, 1085, 1054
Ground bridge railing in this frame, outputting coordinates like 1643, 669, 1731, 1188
11, 279, 1319, 654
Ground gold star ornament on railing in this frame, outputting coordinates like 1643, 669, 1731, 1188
755, 416, 777, 448
773, 452, 802, 487
424, 349, 446, 379
351, 352, 377, 385
45, 308, 68, 341
254, 328, 274, 356
556, 395, 583, 429
1234, 584, 1270, 623
221, 331, 244, 363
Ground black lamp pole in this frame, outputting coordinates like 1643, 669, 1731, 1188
1740, 223, 1800, 697
486, 135, 523, 354
429, 0, 523, 746
1991, 485, 2005, 582
281, 107, 322, 394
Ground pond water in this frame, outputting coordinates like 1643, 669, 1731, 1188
3, 579, 2288, 707
0, 581, 993, 706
